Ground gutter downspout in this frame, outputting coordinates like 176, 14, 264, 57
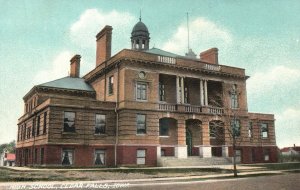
114, 62, 120, 167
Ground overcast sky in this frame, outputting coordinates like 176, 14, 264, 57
0, 0, 299, 148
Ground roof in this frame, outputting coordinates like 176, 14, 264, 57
280, 147, 300, 152
132, 21, 149, 34
37, 76, 95, 92
145, 47, 180, 58
6, 153, 15, 161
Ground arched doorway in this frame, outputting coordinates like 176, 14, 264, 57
186, 129, 192, 156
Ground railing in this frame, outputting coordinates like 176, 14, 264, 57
159, 103, 177, 111
184, 105, 202, 113
209, 107, 224, 115
204, 64, 221, 71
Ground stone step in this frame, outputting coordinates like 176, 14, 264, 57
158, 156, 232, 167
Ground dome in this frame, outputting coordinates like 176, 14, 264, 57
131, 21, 149, 37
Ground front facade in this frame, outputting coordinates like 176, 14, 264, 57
16, 19, 277, 167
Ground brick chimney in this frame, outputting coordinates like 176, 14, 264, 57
70, 54, 81, 78
200, 48, 219, 64
96, 25, 113, 66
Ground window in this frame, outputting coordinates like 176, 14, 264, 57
62, 149, 74, 166
136, 149, 146, 165
34, 148, 38, 164
209, 125, 217, 138
108, 76, 114, 95
27, 127, 31, 139
261, 123, 268, 138
95, 114, 106, 134
264, 149, 270, 161
159, 119, 169, 136
159, 82, 165, 101
248, 122, 253, 138
230, 84, 238, 108
36, 116, 40, 135
32, 118, 35, 137
231, 119, 241, 137
64, 112, 75, 132
136, 82, 147, 100
161, 149, 166, 157
94, 150, 105, 166
40, 148, 44, 165
184, 83, 189, 104
43, 112, 47, 134
136, 114, 146, 134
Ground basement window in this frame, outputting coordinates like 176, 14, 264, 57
62, 149, 74, 166
136, 149, 146, 165
94, 150, 106, 166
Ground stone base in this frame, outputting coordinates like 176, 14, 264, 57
199, 146, 212, 158
175, 146, 187, 158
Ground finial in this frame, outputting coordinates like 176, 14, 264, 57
139, 9, 142, 21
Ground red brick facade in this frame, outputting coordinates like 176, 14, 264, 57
16, 22, 277, 167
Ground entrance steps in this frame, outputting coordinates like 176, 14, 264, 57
158, 156, 232, 167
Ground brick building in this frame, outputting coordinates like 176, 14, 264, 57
16, 18, 277, 167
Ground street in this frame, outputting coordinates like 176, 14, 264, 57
129, 173, 300, 190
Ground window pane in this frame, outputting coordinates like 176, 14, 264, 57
64, 112, 75, 132
62, 149, 73, 165
159, 119, 169, 136
95, 150, 105, 165
261, 123, 268, 138
137, 158, 145, 165
137, 114, 146, 134
95, 114, 106, 134
137, 150, 146, 157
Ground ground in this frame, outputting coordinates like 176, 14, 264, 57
0, 163, 299, 190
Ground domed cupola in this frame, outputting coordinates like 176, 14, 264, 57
131, 16, 150, 51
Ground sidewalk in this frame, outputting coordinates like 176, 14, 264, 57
0, 168, 296, 187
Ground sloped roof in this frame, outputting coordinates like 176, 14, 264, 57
37, 77, 94, 92
280, 147, 300, 152
145, 47, 180, 58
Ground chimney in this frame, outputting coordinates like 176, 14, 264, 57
96, 25, 113, 66
70, 54, 81, 78
200, 48, 219, 64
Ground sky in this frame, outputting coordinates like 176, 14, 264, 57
0, 0, 299, 148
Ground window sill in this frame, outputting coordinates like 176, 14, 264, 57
62, 132, 77, 135
136, 99, 148, 102
136, 133, 147, 136
159, 136, 169, 138
94, 134, 107, 137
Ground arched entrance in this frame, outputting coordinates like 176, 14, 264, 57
186, 129, 192, 156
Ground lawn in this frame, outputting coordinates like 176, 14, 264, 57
0, 167, 229, 182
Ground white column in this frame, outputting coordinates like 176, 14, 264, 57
176, 76, 180, 103
204, 80, 208, 106
181, 77, 185, 104
200, 79, 204, 106
175, 146, 187, 158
